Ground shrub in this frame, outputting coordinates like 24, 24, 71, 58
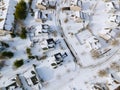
98, 70, 108, 77
110, 39, 119, 46
26, 48, 31, 55
51, 63, 57, 66
28, 56, 35, 59
43, 48, 48, 50
31, 8, 34, 16
64, 18, 68, 23
20, 27, 27, 39
15, 0, 27, 20
1, 51, 14, 58
14, 59, 24, 68
40, 55, 47, 60
0, 61, 5, 69
10, 33, 16, 38
91, 49, 100, 59
1, 41, 9, 48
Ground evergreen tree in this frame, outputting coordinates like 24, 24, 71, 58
15, 0, 27, 20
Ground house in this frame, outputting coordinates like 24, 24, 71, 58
54, 53, 63, 64
36, 0, 47, 10
62, 6, 81, 11
86, 36, 101, 51
92, 83, 109, 90
76, 30, 101, 51
34, 25, 42, 36
40, 39, 48, 49
47, 38, 55, 48
80, 11, 90, 21
99, 29, 116, 41
42, 24, 50, 33
108, 14, 120, 26
110, 72, 120, 83
29, 25, 49, 49
76, 30, 92, 44
47, 0, 56, 9
0, 0, 17, 35
34, 10, 48, 22
70, 0, 77, 5
0, 75, 23, 90
32, 64, 44, 83
54, 52, 68, 65
19, 67, 43, 90
36, 0, 57, 10
105, 2, 116, 13
33, 25, 49, 37
70, 5, 81, 11
69, 11, 82, 22
40, 38, 55, 49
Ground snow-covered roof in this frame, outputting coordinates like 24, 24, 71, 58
109, 15, 116, 22
0, 75, 22, 90
37, 0, 42, 4
76, 30, 92, 44
35, 25, 42, 36
40, 39, 48, 49
99, 29, 116, 40
110, 71, 120, 83
0, 0, 16, 31
23, 67, 39, 86
105, 2, 116, 12
86, 36, 101, 50
70, 0, 77, 5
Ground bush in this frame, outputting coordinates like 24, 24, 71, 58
14, 59, 24, 68
40, 55, 47, 60
1, 51, 14, 58
20, 27, 27, 39
43, 48, 48, 50
51, 63, 57, 66
0, 61, 5, 69
31, 8, 34, 16
26, 48, 31, 55
28, 56, 35, 59
15, 0, 27, 20
91, 49, 100, 59
1, 41, 9, 48
10, 33, 16, 38
110, 39, 119, 46
64, 18, 68, 23
98, 70, 108, 77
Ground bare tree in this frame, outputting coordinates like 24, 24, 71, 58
91, 49, 100, 59
98, 69, 108, 77
109, 39, 119, 46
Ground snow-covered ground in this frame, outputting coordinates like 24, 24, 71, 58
0, 0, 120, 90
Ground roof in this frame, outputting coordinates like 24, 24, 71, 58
47, 38, 55, 48
40, 39, 48, 49
70, 5, 81, 11
70, 0, 78, 5
0, 0, 16, 31
23, 68, 39, 86
76, 30, 92, 44
86, 36, 101, 50
35, 25, 42, 36
0, 75, 23, 90
99, 29, 116, 40
106, 2, 116, 12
